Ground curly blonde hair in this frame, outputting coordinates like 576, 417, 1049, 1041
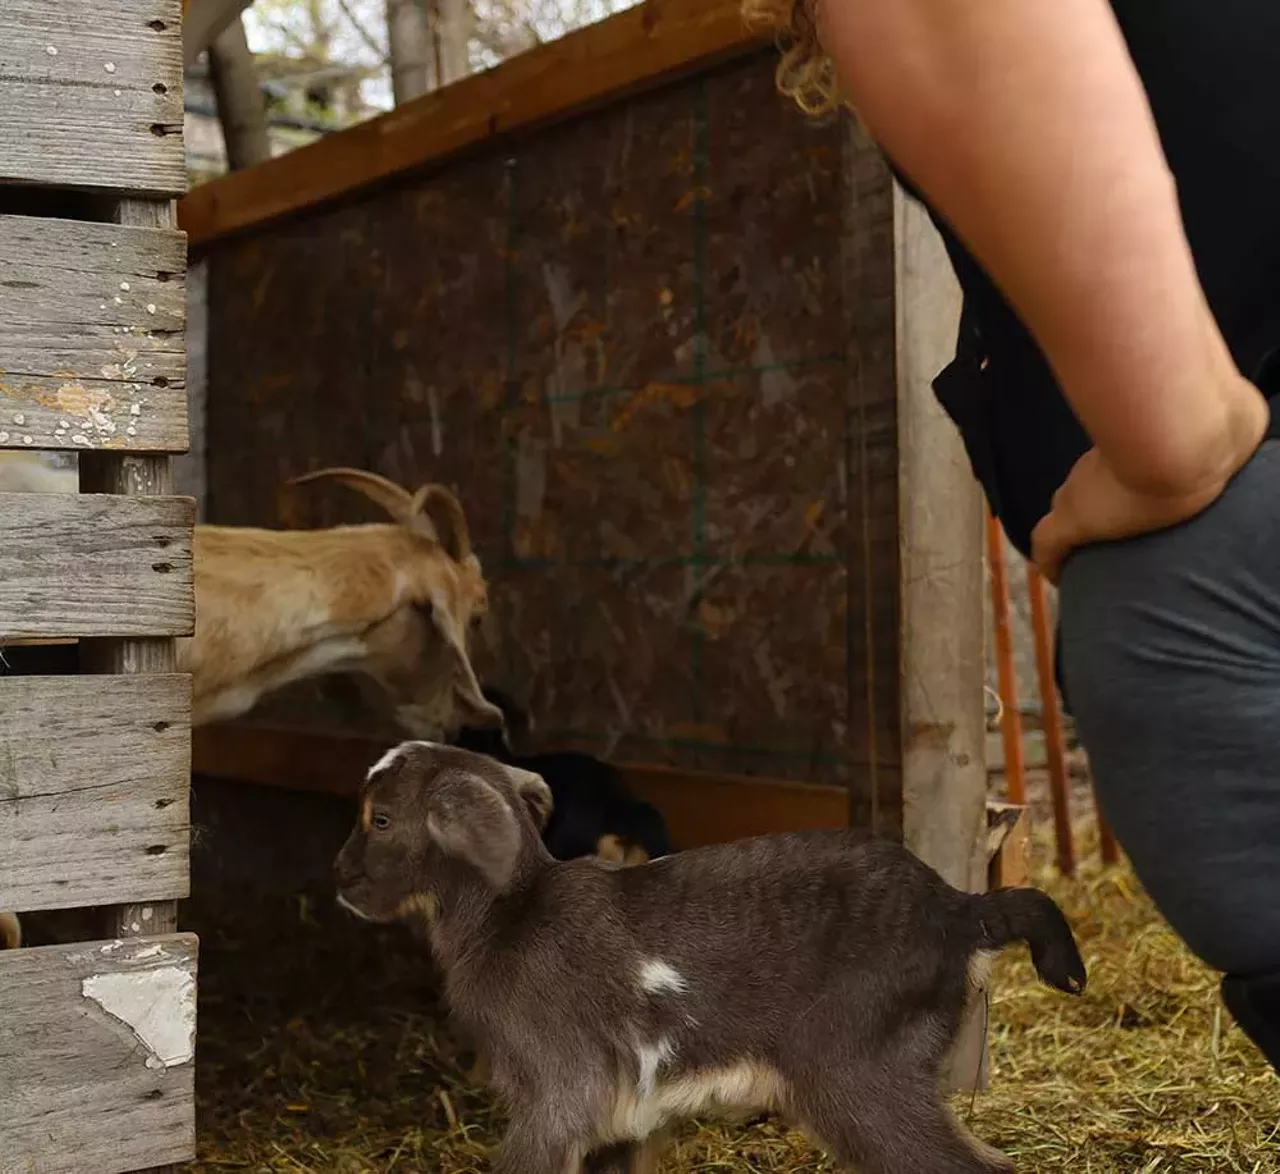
741, 0, 844, 117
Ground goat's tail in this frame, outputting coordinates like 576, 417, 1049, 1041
0, 910, 21, 950
970, 888, 1086, 995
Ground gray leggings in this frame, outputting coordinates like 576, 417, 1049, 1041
1059, 440, 1280, 980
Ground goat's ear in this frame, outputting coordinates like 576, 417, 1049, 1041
425, 588, 505, 730
407, 484, 472, 563
426, 778, 522, 891
501, 763, 553, 830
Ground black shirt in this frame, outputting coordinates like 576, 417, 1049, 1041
897, 0, 1280, 560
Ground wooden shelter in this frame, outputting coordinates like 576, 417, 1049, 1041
181, 0, 987, 894
0, 1, 197, 1171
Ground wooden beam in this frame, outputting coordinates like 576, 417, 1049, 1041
191, 722, 852, 850
178, 0, 765, 248
892, 185, 989, 1096
183, 0, 256, 66
79, 193, 194, 1174
894, 185, 987, 895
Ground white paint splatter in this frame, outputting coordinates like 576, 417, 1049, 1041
13, 413, 24, 425
0, 432, 9, 443
146, 304, 156, 315
104, 62, 116, 73
120, 282, 130, 292
22, 436, 33, 445
130, 403, 142, 416
72, 434, 94, 447
46, 45, 58, 56
82, 964, 196, 1070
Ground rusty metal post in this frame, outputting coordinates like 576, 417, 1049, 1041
1026, 562, 1076, 876
985, 510, 1026, 806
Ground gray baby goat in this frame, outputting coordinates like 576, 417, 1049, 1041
335, 741, 1086, 1174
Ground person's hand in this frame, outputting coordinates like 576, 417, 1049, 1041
1033, 432, 1262, 587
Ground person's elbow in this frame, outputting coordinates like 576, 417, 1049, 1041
1114, 381, 1269, 499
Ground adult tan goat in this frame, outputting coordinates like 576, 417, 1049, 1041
0, 465, 503, 951
179, 466, 503, 735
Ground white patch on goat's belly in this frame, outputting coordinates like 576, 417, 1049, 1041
638, 959, 689, 997
967, 948, 998, 992
636, 1037, 675, 1097
605, 1057, 785, 1143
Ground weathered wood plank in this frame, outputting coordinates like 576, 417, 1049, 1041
0, 491, 194, 639
0, 215, 187, 453
0, 0, 185, 196
892, 185, 989, 1095
0, 674, 191, 913
0, 934, 197, 1173
83, 195, 191, 1174
894, 185, 986, 895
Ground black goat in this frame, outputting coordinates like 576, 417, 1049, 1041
452, 686, 674, 866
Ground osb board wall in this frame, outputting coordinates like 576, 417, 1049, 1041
204, 51, 902, 816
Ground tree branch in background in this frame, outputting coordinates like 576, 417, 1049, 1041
335, 0, 391, 62
208, 16, 272, 169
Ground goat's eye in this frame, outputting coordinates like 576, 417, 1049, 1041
372, 812, 391, 831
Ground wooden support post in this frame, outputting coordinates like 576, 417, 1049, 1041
1026, 562, 1075, 877
80, 196, 187, 1174
985, 508, 1026, 805
893, 185, 989, 1091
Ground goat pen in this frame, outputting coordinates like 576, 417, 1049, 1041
0, 2, 198, 1170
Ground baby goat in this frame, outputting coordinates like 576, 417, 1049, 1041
454, 686, 673, 866
335, 741, 1087, 1174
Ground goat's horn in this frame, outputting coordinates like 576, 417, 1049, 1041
288, 467, 415, 521
409, 483, 472, 562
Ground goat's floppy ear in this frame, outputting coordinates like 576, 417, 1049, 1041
426, 778, 522, 890
408, 484, 472, 563
425, 587, 505, 730
501, 763, 553, 830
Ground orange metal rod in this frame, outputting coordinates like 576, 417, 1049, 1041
985, 511, 1027, 806
1026, 562, 1076, 877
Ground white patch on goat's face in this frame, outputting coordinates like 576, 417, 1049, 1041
638, 959, 689, 997
366, 740, 444, 781
367, 744, 408, 780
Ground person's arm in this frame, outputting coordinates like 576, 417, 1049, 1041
816, 0, 1267, 510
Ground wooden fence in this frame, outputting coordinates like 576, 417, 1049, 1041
0, 2, 197, 1171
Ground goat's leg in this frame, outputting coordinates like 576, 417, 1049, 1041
583, 1132, 667, 1174
492, 1119, 583, 1174
793, 1076, 1013, 1174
